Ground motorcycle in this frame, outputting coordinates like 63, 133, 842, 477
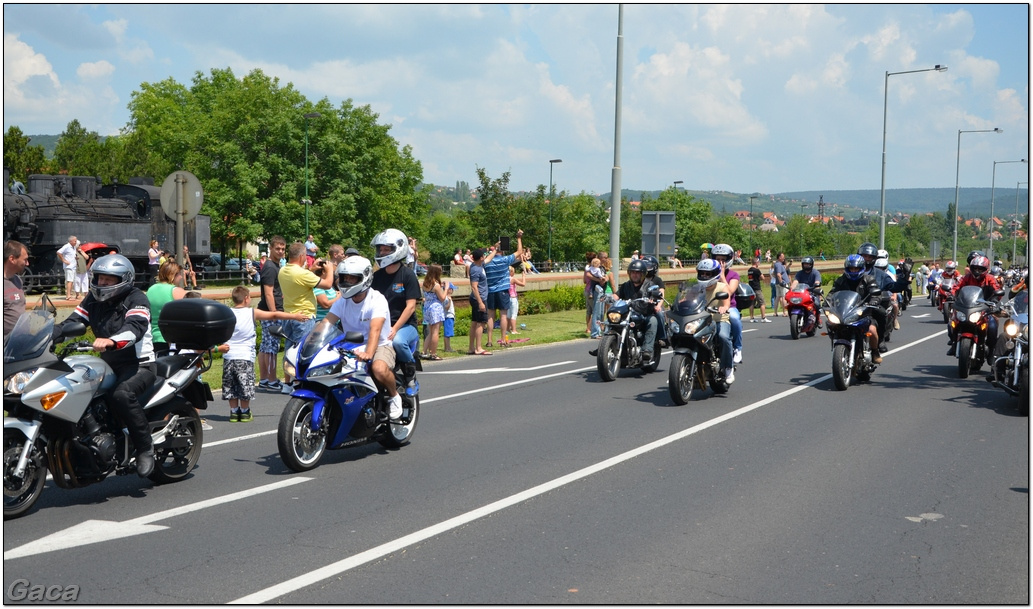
666, 284, 731, 404
784, 283, 823, 340
3, 296, 230, 519
822, 290, 880, 391
987, 290, 1029, 414
596, 285, 665, 382
936, 276, 957, 324
950, 285, 999, 379
276, 320, 420, 472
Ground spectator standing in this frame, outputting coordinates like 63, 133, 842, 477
917, 263, 930, 295
467, 248, 491, 355
507, 263, 526, 334
420, 265, 447, 360
74, 242, 90, 299
313, 281, 339, 323
371, 229, 423, 386
772, 252, 790, 316
768, 257, 778, 309
746, 258, 770, 322
4, 240, 29, 338
442, 282, 456, 352
583, 250, 606, 337
257, 236, 287, 391
278, 242, 335, 387
218, 286, 308, 422
631, 250, 640, 261
181, 245, 198, 289
57, 235, 78, 300
147, 240, 161, 281
304, 234, 319, 267
484, 230, 524, 347
146, 261, 187, 355
406, 237, 418, 271
453, 248, 467, 278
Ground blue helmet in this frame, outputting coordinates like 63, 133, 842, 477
696, 258, 722, 288
844, 254, 865, 281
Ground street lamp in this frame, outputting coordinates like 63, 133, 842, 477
1015, 181, 1029, 264
878, 64, 947, 250
547, 158, 562, 264
989, 159, 1027, 262
673, 180, 683, 189
799, 203, 807, 256
303, 111, 322, 238
952, 127, 1002, 261
748, 195, 756, 257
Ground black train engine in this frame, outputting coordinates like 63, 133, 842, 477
4, 170, 210, 292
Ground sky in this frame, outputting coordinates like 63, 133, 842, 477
3, 4, 1030, 197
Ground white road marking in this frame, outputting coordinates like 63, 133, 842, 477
231, 331, 945, 604
421, 361, 577, 375
3, 477, 311, 561
912, 313, 931, 318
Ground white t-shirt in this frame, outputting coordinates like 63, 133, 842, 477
225, 307, 257, 361
57, 243, 76, 270
327, 289, 391, 347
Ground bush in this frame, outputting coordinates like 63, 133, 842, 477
519, 284, 585, 315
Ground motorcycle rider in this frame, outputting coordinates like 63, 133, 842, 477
54, 254, 156, 477
696, 259, 735, 383
711, 244, 744, 363
590, 258, 663, 359
857, 242, 908, 353
370, 229, 421, 391
829, 254, 883, 364
323, 256, 403, 421
946, 255, 1001, 357
788, 255, 823, 329
642, 255, 669, 345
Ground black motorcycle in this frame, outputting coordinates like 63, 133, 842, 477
823, 290, 880, 391
988, 290, 1029, 414
596, 285, 664, 381
666, 284, 730, 404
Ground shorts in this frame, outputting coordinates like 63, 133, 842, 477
259, 319, 283, 354
443, 317, 455, 337
222, 359, 256, 401
507, 296, 518, 320
469, 295, 488, 323
64, 268, 76, 283
486, 290, 511, 312
373, 343, 396, 370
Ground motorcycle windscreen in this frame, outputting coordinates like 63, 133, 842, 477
3, 309, 54, 364
954, 285, 985, 309
299, 320, 342, 363
672, 284, 707, 315
1011, 291, 1028, 317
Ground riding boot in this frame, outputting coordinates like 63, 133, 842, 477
120, 406, 154, 478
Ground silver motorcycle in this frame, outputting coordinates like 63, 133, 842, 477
3, 295, 232, 519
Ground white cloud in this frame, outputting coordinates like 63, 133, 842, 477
4, 33, 59, 88
77, 60, 115, 80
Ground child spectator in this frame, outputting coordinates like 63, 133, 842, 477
443, 281, 455, 352
420, 265, 447, 360
217, 286, 308, 422
508, 264, 526, 333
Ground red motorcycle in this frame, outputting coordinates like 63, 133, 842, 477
785, 283, 823, 339
936, 276, 957, 324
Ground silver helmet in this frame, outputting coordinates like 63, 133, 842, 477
370, 228, 409, 268
89, 254, 135, 302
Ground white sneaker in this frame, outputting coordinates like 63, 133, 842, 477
732, 349, 743, 364
388, 395, 403, 420
280, 383, 293, 395
724, 368, 736, 384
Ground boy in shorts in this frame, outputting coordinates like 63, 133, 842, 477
467, 248, 491, 355
443, 282, 456, 352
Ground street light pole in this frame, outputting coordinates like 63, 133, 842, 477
799, 203, 807, 257
748, 195, 756, 257
989, 159, 1027, 263
879, 64, 947, 250
547, 158, 562, 264
303, 111, 321, 239
1015, 181, 1029, 264
952, 127, 1002, 262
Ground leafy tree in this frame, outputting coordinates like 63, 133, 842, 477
3, 126, 49, 182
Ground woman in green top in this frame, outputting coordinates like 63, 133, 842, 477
146, 261, 187, 355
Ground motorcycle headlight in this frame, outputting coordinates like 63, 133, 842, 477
967, 311, 982, 324
284, 361, 297, 379
307, 362, 342, 378
668, 320, 680, 335
682, 319, 704, 335
825, 311, 840, 326
1004, 320, 1020, 338
607, 312, 623, 323
5, 368, 38, 394
789, 297, 802, 304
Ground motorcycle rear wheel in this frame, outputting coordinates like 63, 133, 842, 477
149, 401, 204, 484
957, 337, 973, 379
668, 353, 695, 405
832, 343, 852, 391
278, 398, 327, 472
597, 335, 620, 382
378, 392, 419, 449
3, 430, 47, 520
789, 313, 801, 340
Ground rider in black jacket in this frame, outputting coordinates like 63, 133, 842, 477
55, 254, 157, 478
829, 254, 883, 364
857, 242, 911, 352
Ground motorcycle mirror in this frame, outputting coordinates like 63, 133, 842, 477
40, 293, 57, 317
714, 291, 729, 301
61, 321, 87, 339
266, 324, 286, 340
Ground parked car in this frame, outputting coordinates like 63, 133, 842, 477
201, 253, 244, 275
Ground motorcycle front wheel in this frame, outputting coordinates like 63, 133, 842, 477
1019, 364, 1029, 416
149, 401, 203, 484
789, 313, 801, 340
832, 343, 853, 391
957, 337, 973, 379
668, 353, 696, 405
278, 398, 327, 472
597, 335, 620, 382
3, 430, 47, 520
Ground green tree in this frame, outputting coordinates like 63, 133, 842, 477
3, 126, 49, 182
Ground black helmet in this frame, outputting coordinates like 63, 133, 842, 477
801, 256, 815, 272
627, 259, 648, 279
857, 242, 878, 270
644, 256, 659, 278
966, 250, 985, 265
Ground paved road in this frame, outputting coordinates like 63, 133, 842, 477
3, 296, 1027, 603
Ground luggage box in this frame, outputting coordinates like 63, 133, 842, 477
158, 298, 236, 349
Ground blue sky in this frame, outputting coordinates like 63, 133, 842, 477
4, 4, 1029, 196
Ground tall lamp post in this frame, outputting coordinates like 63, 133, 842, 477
673, 180, 683, 190
952, 127, 1002, 261
1015, 181, 1029, 264
878, 64, 947, 250
989, 159, 1027, 263
303, 111, 322, 238
748, 195, 756, 257
547, 158, 562, 264
799, 203, 807, 257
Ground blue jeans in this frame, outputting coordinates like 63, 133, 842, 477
282, 317, 315, 351
716, 320, 733, 372
592, 293, 608, 337
729, 307, 742, 351
392, 324, 420, 364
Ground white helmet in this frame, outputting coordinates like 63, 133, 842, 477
89, 254, 135, 302
370, 228, 409, 268
336, 257, 373, 299
696, 258, 722, 289
711, 243, 734, 269
874, 257, 888, 270
876, 249, 889, 260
